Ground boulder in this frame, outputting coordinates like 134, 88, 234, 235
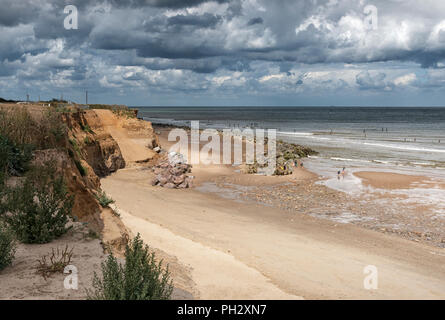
151, 153, 194, 189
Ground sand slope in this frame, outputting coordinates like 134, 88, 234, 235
93, 109, 157, 164
101, 168, 445, 299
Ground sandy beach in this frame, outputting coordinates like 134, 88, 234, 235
99, 123, 445, 300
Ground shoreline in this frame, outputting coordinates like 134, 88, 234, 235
99, 122, 445, 299
155, 124, 445, 248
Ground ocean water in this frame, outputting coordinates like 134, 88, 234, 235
136, 106, 445, 219
136, 106, 445, 170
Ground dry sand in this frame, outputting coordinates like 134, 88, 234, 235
101, 167, 445, 299
93, 109, 157, 164
0, 223, 105, 300
98, 123, 445, 299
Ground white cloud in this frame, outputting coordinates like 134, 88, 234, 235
394, 73, 417, 86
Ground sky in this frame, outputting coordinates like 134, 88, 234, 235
1, 0, 445, 106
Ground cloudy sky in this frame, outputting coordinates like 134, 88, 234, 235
1, 0, 445, 106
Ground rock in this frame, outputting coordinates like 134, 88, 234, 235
185, 176, 194, 188
168, 151, 187, 165
151, 154, 193, 189
243, 140, 317, 176
173, 174, 186, 185
157, 175, 168, 186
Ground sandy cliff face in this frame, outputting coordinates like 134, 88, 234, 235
57, 108, 159, 232
63, 110, 126, 178
92, 109, 159, 164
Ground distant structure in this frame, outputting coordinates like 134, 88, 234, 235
86, 90, 88, 105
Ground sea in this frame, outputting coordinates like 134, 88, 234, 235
135, 106, 445, 195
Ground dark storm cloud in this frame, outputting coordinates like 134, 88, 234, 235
0, 0, 37, 27
167, 13, 222, 28
247, 17, 263, 26
106, 0, 229, 8
2, 0, 445, 103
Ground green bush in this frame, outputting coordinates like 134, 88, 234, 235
74, 159, 87, 176
95, 190, 115, 208
0, 222, 16, 271
0, 134, 34, 177
3, 163, 74, 244
88, 234, 173, 300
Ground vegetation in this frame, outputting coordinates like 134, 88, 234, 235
74, 159, 87, 176
0, 222, 16, 271
112, 108, 137, 119
95, 190, 115, 208
69, 138, 81, 155
0, 134, 34, 177
88, 104, 136, 119
88, 234, 173, 300
37, 245, 73, 279
81, 124, 93, 134
0, 107, 66, 150
0, 97, 17, 103
2, 163, 74, 244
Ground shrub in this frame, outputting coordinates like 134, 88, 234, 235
37, 245, 73, 279
95, 190, 115, 208
81, 124, 93, 134
0, 107, 36, 146
3, 163, 74, 244
88, 234, 173, 300
74, 159, 87, 176
0, 107, 66, 150
0, 134, 34, 177
0, 222, 16, 271
38, 109, 67, 148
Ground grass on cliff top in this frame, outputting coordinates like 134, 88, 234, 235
0, 106, 69, 185
0, 106, 67, 150
87, 104, 136, 119
0, 107, 74, 245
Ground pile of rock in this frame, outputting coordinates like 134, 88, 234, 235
242, 140, 317, 176
151, 152, 194, 188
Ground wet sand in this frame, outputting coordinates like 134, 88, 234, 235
354, 171, 433, 189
